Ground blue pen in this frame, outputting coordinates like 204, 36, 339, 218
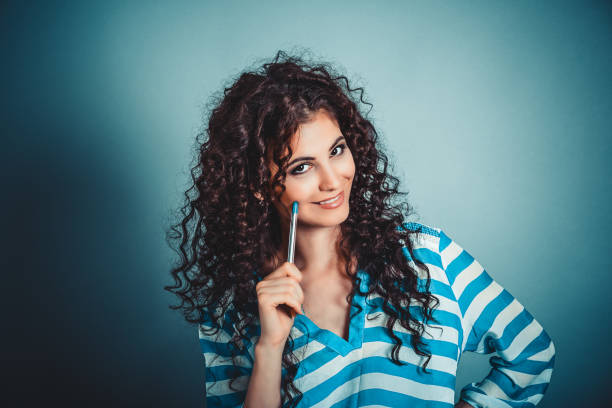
287, 201, 298, 263
287, 201, 305, 316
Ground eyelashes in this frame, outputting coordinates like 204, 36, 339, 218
290, 143, 347, 175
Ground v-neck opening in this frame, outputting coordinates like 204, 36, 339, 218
293, 268, 369, 356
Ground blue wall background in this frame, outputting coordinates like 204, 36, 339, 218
2, 0, 610, 406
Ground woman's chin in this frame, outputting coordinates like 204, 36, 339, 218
303, 205, 350, 227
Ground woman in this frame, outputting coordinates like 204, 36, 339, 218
165, 50, 555, 408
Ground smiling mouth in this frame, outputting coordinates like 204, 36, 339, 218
313, 191, 343, 204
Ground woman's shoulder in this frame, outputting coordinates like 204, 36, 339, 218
399, 221, 442, 237
398, 221, 443, 253
396, 221, 457, 280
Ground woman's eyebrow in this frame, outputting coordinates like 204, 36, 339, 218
287, 136, 345, 167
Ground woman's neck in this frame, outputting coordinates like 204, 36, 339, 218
270, 222, 355, 286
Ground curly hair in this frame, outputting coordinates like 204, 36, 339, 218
164, 49, 440, 407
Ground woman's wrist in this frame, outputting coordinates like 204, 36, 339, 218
255, 339, 285, 357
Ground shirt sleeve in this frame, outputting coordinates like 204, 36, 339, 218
198, 304, 253, 407
438, 229, 555, 407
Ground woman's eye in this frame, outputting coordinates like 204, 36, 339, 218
290, 144, 347, 176
291, 163, 310, 175
332, 143, 347, 156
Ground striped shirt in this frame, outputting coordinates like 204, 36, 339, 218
198, 222, 555, 407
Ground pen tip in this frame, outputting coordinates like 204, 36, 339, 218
292, 201, 298, 214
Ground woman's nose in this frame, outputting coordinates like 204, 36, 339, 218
318, 163, 342, 190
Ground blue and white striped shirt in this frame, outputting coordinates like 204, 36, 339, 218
198, 222, 555, 407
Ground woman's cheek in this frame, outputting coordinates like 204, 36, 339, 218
286, 177, 315, 202
344, 154, 356, 178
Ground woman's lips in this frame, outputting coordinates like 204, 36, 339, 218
314, 191, 344, 208
314, 191, 341, 203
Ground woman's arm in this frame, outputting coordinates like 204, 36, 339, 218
455, 400, 475, 408
439, 229, 556, 407
243, 341, 285, 408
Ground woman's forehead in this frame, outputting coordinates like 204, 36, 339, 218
266, 109, 340, 168
289, 111, 340, 150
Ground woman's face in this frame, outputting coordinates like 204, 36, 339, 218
268, 109, 355, 228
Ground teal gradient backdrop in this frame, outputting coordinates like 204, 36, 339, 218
2, 0, 610, 406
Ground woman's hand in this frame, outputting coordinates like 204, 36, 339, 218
255, 262, 305, 349
454, 400, 475, 408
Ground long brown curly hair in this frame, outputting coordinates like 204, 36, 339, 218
164, 50, 440, 407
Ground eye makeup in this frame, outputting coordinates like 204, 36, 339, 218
289, 143, 348, 175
